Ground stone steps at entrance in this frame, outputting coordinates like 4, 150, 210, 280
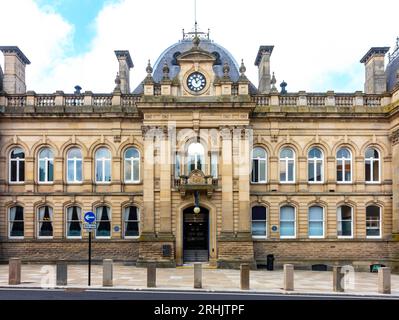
183, 250, 209, 262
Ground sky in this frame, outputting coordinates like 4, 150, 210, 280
0, 0, 398, 94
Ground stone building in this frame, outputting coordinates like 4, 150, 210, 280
0, 31, 399, 271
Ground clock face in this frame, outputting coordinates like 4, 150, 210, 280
187, 72, 206, 92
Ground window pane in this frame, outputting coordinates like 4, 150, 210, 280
280, 222, 294, 236
253, 148, 266, 158
68, 148, 82, 159
125, 148, 139, 159
316, 161, 322, 181
11, 148, 25, 159
308, 161, 314, 181
76, 160, 82, 181
39, 160, 46, 181
133, 159, 139, 181
96, 160, 103, 181
365, 160, 371, 181
125, 160, 132, 181
373, 160, 379, 181
337, 148, 350, 158
96, 148, 111, 159
309, 148, 322, 158
96, 206, 110, 237
259, 159, 266, 181
280, 206, 295, 220
104, 160, 111, 181
124, 206, 138, 221
280, 160, 286, 181
252, 206, 266, 220
340, 221, 352, 236
10, 161, 17, 181
309, 206, 323, 220
10, 206, 24, 237
344, 160, 351, 181
337, 161, 343, 181
125, 222, 139, 237
47, 160, 53, 181
67, 206, 81, 237
280, 148, 293, 158
252, 221, 266, 236
67, 160, 75, 181
39, 206, 53, 237
309, 222, 323, 237
175, 154, 181, 178
288, 161, 294, 181
252, 159, 259, 182
19, 161, 25, 181
211, 153, 218, 178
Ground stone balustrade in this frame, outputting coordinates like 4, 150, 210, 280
1, 91, 396, 109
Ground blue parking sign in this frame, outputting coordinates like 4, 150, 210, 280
84, 211, 96, 224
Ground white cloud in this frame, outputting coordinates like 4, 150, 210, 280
1, 0, 398, 93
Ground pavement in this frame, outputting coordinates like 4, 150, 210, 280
0, 263, 398, 298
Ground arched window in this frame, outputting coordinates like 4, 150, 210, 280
337, 205, 353, 238
124, 206, 140, 238
280, 205, 296, 238
279, 148, 295, 183
9, 148, 25, 183
366, 205, 381, 238
187, 142, 204, 173
96, 205, 111, 238
38, 206, 53, 238
66, 206, 82, 238
251, 206, 267, 237
308, 206, 324, 238
9, 206, 24, 238
67, 148, 82, 183
38, 148, 54, 183
308, 147, 323, 183
95, 148, 111, 183
336, 148, 352, 183
365, 148, 380, 183
124, 148, 140, 183
251, 147, 267, 183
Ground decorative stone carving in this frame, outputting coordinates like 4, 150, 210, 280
390, 129, 399, 145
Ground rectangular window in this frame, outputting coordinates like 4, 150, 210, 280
316, 160, 322, 181
337, 206, 352, 237
279, 160, 286, 182
124, 206, 139, 238
309, 206, 324, 237
67, 160, 75, 181
38, 206, 53, 238
9, 206, 24, 238
67, 206, 82, 238
96, 206, 111, 238
366, 206, 381, 238
308, 162, 315, 182
251, 206, 267, 237
76, 159, 82, 181
280, 206, 295, 238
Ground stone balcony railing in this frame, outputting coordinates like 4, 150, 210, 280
1, 91, 142, 108
252, 91, 391, 107
0, 90, 397, 109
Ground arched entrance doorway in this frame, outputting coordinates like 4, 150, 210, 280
183, 206, 209, 262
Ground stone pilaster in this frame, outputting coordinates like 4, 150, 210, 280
220, 127, 234, 236
159, 127, 172, 235
141, 126, 155, 235
24, 157, 34, 193
391, 130, 399, 237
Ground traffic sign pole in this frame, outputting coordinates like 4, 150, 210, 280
88, 229, 92, 286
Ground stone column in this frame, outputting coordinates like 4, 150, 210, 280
392, 130, 399, 236
83, 157, 93, 192
283, 264, 294, 291
103, 259, 113, 287
194, 263, 202, 289
240, 264, 250, 290
147, 263, 156, 288
142, 127, 155, 235
355, 156, 365, 192
56, 261, 68, 286
378, 267, 391, 294
269, 156, 279, 190
159, 128, 172, 234
298, 156, 307, 191
220, 127, 234, 235
326, 156, 336, 191
9, 258, 21, 285
111, 157, 121, 192
333, 266, 344, 292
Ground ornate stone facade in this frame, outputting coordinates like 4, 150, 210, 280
1, 31, 399, 271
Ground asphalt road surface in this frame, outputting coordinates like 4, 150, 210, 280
0, 288, 396, 300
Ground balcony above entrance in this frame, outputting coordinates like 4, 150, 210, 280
175, 169, 218, 197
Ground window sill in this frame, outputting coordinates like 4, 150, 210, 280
66, 182, 83, 185
336, 182, 352, 184
279, 182, 295, 185
124, 236, 140, 239
8, 237, 24, 240
95, 182, 112, 185
280, 236, 296, 239
9, 182, 25, 185
37, 237, 54, 240
366, 236, 381, 239
309, 236, 325, 239
337, 236, 353, 239
308, 182, 324, 184
66, 237, 82, 240
95, 237, 111, 239
250, 182, 268, 185
37, 182, 54, 185
365, 182, 381, 185
252, 236, 267, 239
124, 181, 142, 185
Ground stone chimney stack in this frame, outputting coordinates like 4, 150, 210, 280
255, 45, 274, 94
115, 50, 133, 94
360, 47, 389, 94
0, 46, 30, 94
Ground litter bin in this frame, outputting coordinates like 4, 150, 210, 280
266, 254, 274, 271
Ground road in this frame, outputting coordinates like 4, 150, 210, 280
0, 288, 396, 300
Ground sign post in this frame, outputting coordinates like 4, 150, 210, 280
83, 211, 96, 286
